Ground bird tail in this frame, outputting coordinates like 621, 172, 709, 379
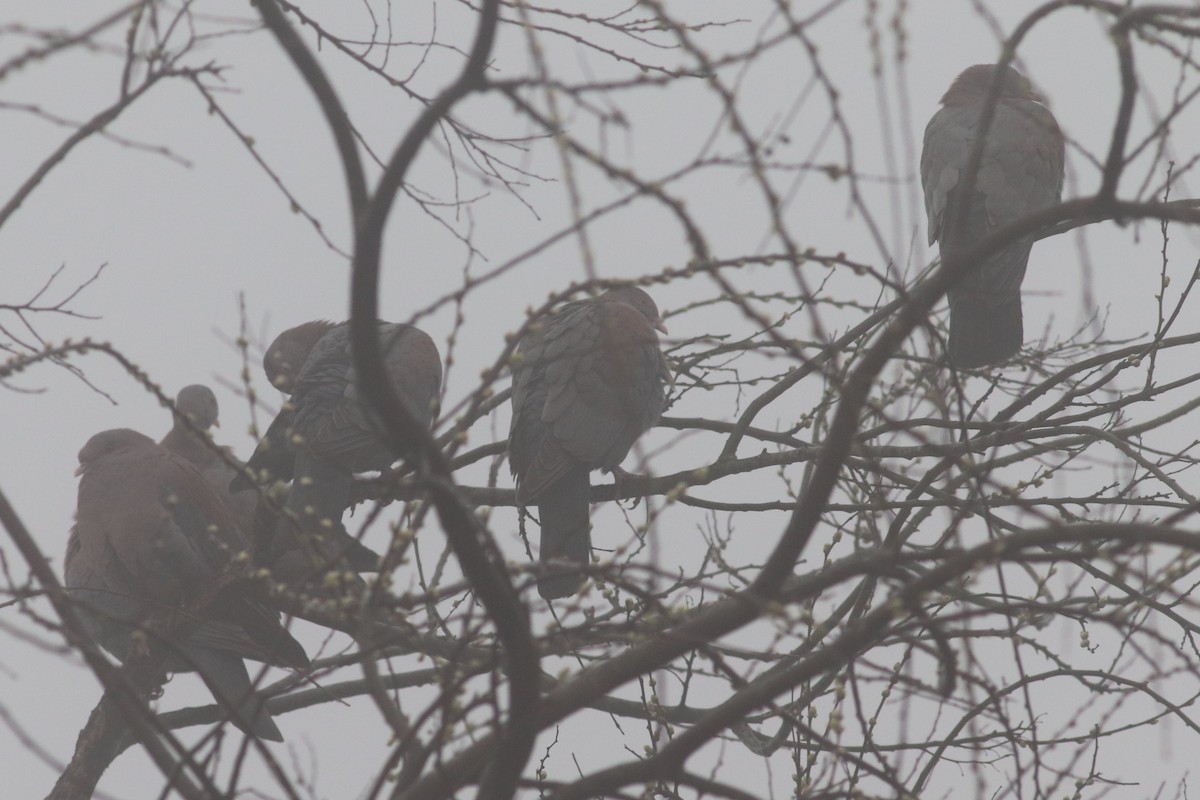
947, 293, 1023, 369
187, 647, 284, 741
536, 467, 591, 600
270, 454, 381, 579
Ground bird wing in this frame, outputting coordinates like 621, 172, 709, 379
922, 97, 1064, 300
72, 436, 306, 668
294, 323, 442, 469
511, 299, 668, 501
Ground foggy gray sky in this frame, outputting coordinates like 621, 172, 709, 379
3, 1, 1198, 797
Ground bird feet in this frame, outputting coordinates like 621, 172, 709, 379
609, 466, 648, 508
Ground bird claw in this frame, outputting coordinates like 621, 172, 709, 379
610, 466, 644, 508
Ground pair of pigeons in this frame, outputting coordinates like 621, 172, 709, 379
65, 285, 671, 740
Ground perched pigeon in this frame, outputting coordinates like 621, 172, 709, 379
235, 321, 442, 580
921, 63, 1065, 368
66, 428, 309, 741
509, 286, 671, 599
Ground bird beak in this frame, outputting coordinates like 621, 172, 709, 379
213, 418, 221, 429
74, 464, 85, 477
655, 320, 669, 335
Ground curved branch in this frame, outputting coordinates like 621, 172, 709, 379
254, 3, 537, 797
253, 0, 368, 217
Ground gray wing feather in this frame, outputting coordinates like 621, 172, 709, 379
510, 298, 668, 501
293, 323, 442, 469
922, 97, 1064, 305
922, 99, 1063, 249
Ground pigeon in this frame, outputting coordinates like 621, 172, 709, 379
509, 286, 671, 599
921, 63, 1065, 367
67, 428, 309, 740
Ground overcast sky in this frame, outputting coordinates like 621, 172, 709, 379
3, 1, 1199, 797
